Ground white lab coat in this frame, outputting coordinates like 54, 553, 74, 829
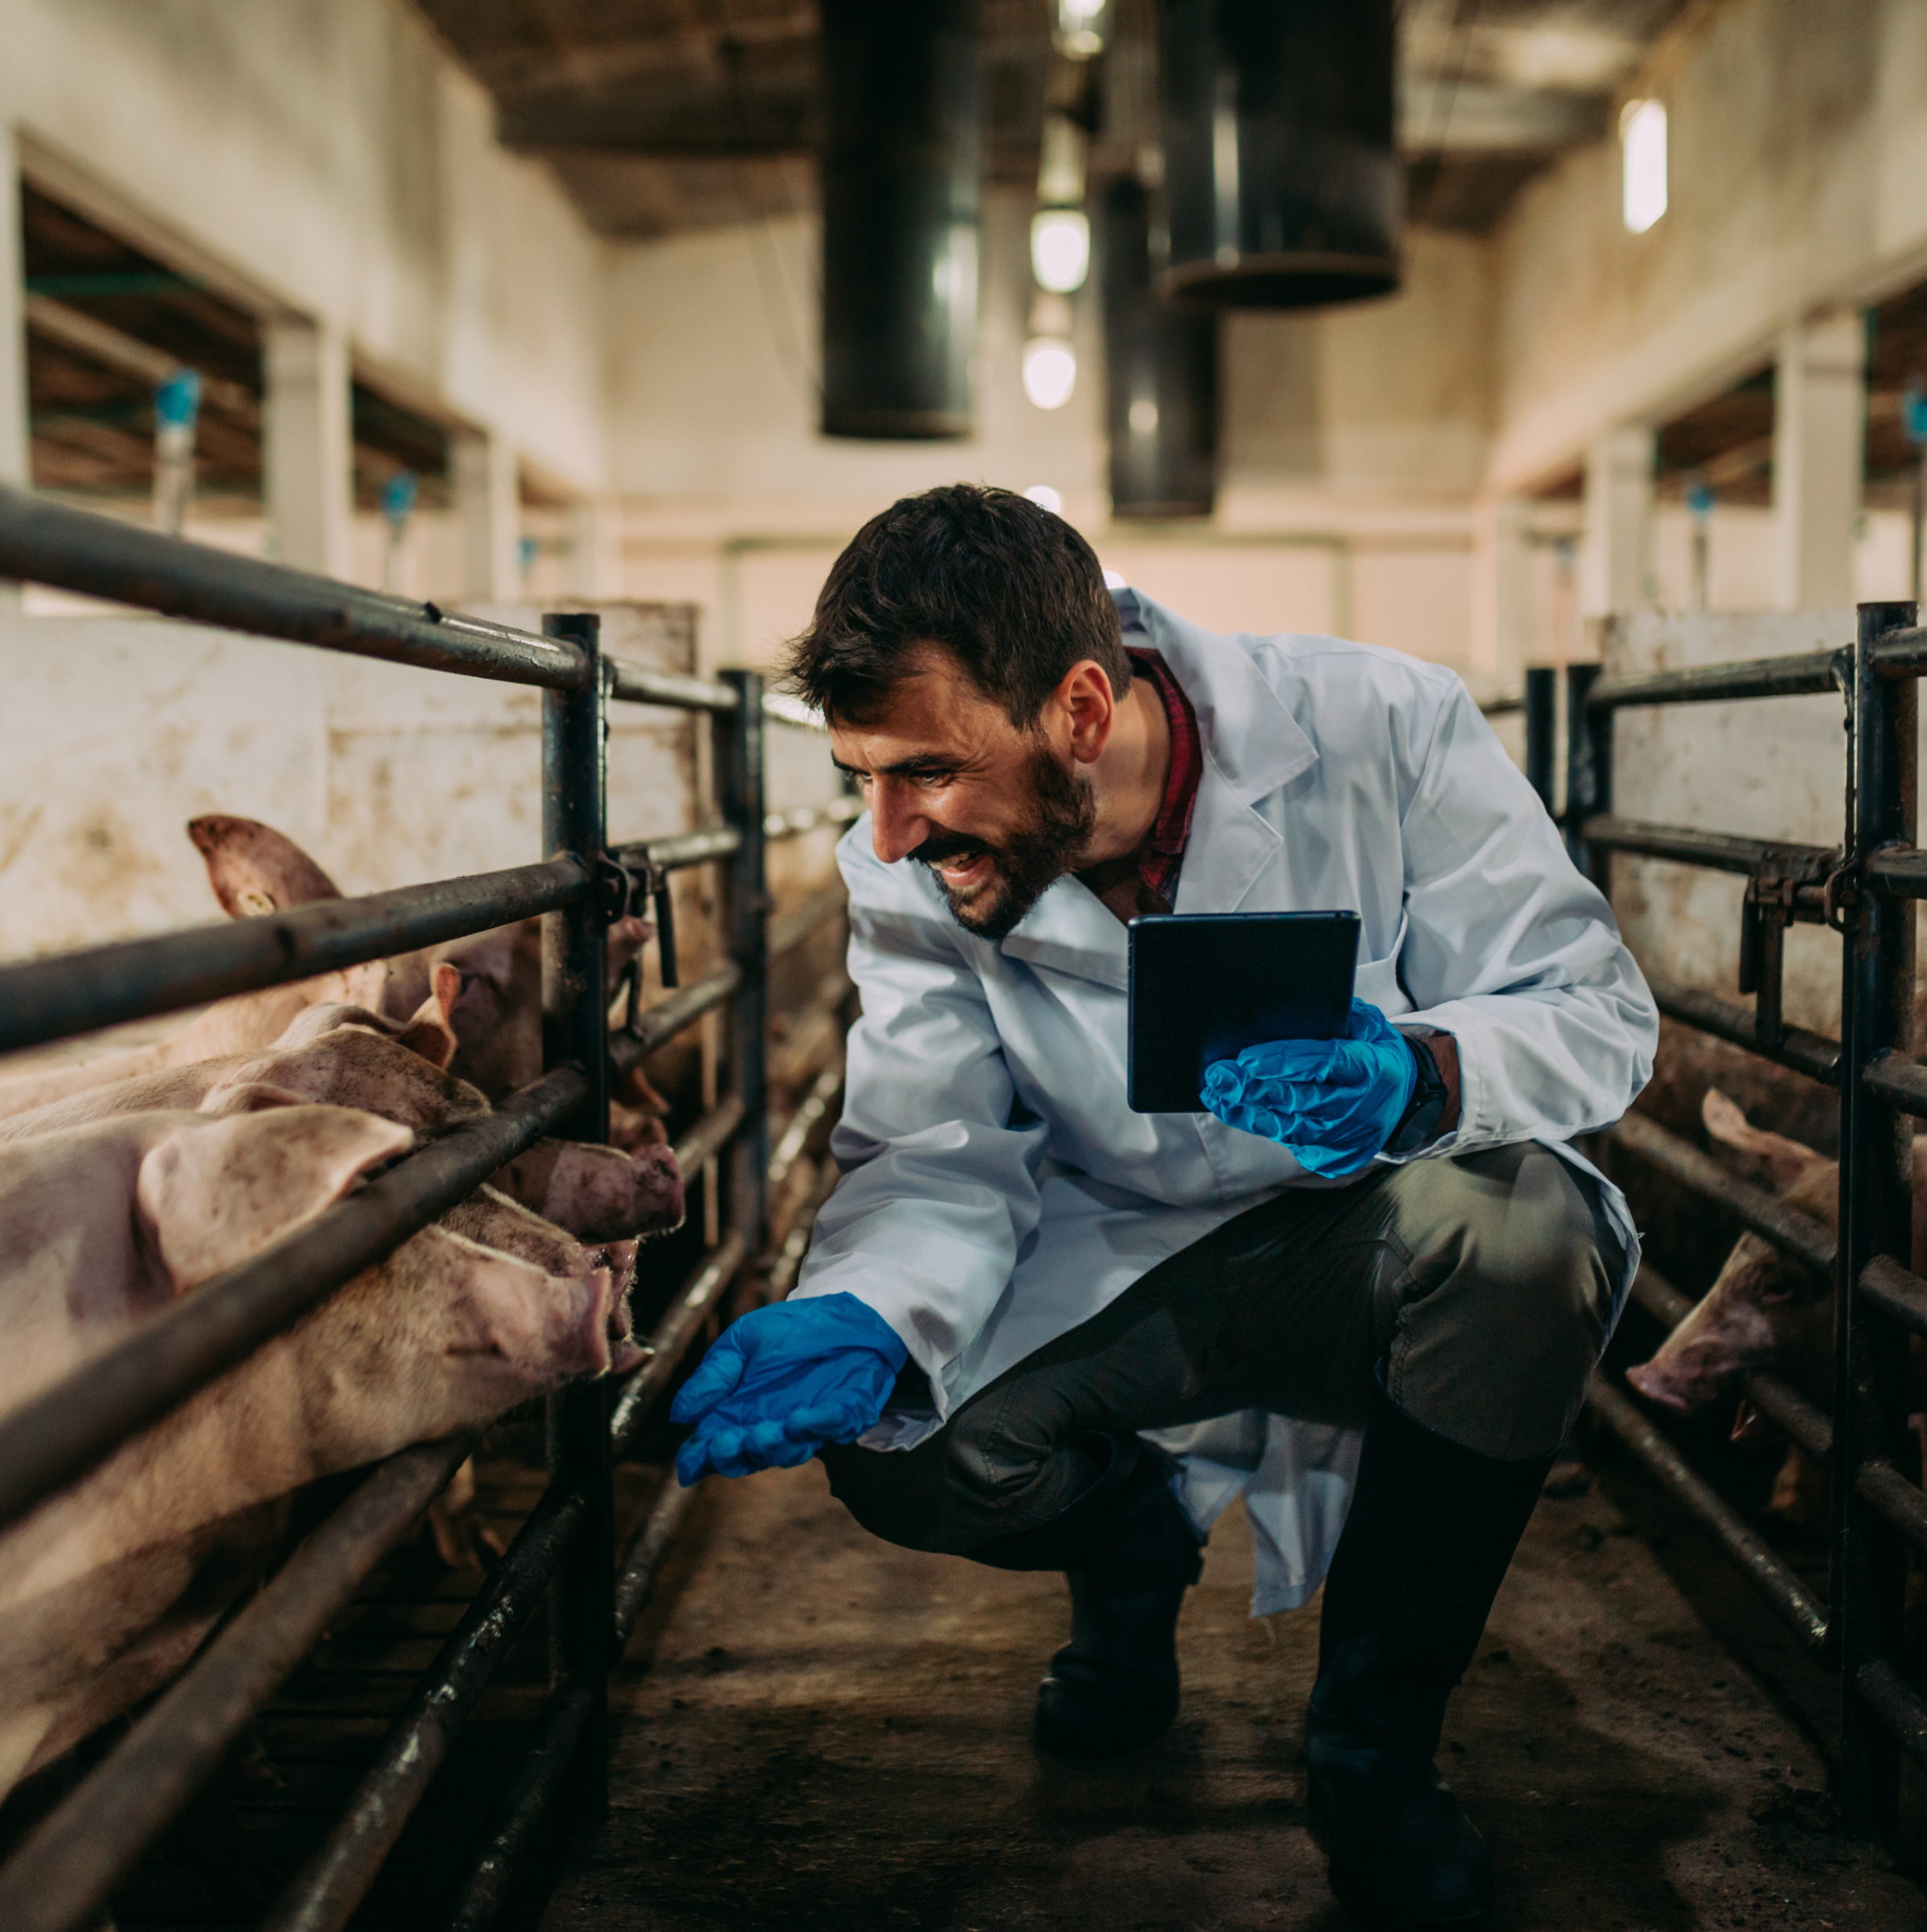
793, 591, 1655, 1613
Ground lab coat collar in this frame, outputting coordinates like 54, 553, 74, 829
998, 593, 1316, 981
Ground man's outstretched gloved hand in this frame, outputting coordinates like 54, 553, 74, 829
1201, 998, 1419, 1179
671, 1291, 909, 1484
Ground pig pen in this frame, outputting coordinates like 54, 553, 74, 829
0, 484, 856, 1930
1513, 601, 1927, 1866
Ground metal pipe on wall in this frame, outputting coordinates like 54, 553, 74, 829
819, 0, 982, 439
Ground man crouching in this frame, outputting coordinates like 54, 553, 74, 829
672, 484, 1653, 1930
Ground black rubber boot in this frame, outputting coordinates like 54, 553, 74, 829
966, 1436, 1203, 1758
1307, 1384, 1554, 1931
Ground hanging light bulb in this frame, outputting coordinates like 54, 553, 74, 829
1031, 208, 1091, 293
1022, 338, 1078, 410
1053, 0, 1109, 59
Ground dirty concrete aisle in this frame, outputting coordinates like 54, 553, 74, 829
544, 1453, 1927, 1932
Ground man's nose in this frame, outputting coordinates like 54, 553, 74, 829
868, 780, 929, 864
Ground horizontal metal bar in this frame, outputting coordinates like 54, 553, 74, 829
1587, 1378, 1828, 1651
261, 1480, 587, 1932
609, 962, 743, 1073
1857, 1254, 1927, 1339
1581, 816, 1837, 879
0, 857, 588, 1058
1478, 693, 1523, 716
765, 797, 863, 843
1867, 847, 1927, 898
673, 1092, 748, 1179
1868, 625, 1927, 677
1857, 1659, 1927, 1774
608, 1229, 750, 1457
1645, 974, 1841, 1085
1857, 1459, 1927, 1562
1862, 1048, 1927, 1118
1626, 1265, 1834, 1463
0, 1434, 474, 1932
1586, 649, 1843, 710
769, 884, 849, 959
0, 484, 590, 690
613, 1475, 703, 1650
1605, 1110, 1835, 1280
613, 826, 742, 874
443, 1676, 597, 1932
769, 1063, 843, 1196
606, 661, 739, 713
0, 1068, 583, 1534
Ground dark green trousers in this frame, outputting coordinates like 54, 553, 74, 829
821, 1142, 1625, 1557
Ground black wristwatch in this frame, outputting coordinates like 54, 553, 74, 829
1384, 1032, 1449, 1155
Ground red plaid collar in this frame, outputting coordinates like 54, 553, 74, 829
1127, 648, 1203, 906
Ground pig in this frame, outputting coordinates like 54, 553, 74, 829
0, 1097, 643, 1795
0, 990, 684, 1245
1624, 1089, 1927, 1527
189, 814, 673, 1143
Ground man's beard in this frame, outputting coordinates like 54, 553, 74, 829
913, 739, 1098, 942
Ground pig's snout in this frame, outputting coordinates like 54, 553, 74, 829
1626, 1294, 1778, 1415
629, 1145, 685, 1233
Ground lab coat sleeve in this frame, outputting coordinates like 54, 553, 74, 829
1390, 680, 1657, 1155
788, 828, 1048, 1409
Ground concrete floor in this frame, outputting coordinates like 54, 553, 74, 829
544, 1452, 1927, 1932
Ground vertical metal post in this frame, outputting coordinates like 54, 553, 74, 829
540, 613, 611, 1810
1523, 665, 1556, 816
1835, 599, 1918, 1835
717, 671, 770, 1253
1564, 661, 1611, 891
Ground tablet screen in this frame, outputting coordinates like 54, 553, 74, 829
1126, 911, 1360, 1114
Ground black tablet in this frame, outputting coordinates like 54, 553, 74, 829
1126, 911, 1361, 1114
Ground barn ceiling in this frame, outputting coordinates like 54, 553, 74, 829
412, 0, 1699, 240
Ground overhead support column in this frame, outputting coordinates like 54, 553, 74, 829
452, 428, 520, 601
1470, 494, 1533, 685
1581, 425, 1654, 619
263, 318, 352, 580
569, 494, 625, 600
0, 134, 31, 617
1773, 306, 1866, 609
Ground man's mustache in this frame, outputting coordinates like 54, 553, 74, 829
911, 829, 993, 869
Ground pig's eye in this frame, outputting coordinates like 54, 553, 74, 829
1758, 1286, 1796, 1305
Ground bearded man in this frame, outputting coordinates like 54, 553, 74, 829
672, 484, 1654, 1930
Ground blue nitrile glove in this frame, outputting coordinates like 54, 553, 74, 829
670, 1291, 908, 1485
1200, 998, 1419, 1179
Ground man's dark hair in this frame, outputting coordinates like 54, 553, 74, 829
783, 484, 1130, 728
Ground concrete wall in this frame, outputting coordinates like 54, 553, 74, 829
2, 0, 612, 494
0, 604, 707, 963
1489, 0, 1927, 492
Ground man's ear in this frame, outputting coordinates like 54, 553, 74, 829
1056, 658, 1120, 765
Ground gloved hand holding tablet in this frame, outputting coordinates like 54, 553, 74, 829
1127, 911, 1437, 1175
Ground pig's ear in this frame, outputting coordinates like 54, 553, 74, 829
138, 1105, 412, 1292
1701, 1089, 1827, 1192
604, 915, 652, 991
394, 963, 461, 1070
188, 816, 342, 919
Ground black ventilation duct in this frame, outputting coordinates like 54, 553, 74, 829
1101, 179, 1218, 519
820, 0, 982, 439
1158, 0, 1400, 310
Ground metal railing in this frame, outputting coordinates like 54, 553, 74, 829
0, 483, 853, 1931
1517, 602, 1927, 1839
